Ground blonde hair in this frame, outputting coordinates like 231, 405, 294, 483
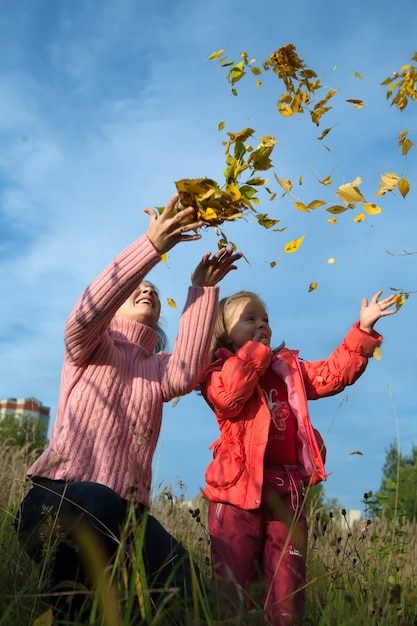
210, 291, 284, 360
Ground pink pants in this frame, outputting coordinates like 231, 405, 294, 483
208, 469, 307, 625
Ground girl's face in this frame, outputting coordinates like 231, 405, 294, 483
225, 297, 272, 351
115, 282, 161, 327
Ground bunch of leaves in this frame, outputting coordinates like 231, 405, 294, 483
209, 43, 338, 127
381, 53, 417, 111
171, 128, 284, 244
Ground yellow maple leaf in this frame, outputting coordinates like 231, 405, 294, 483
327, 258, 336, 264
308, 281, 318, 292
363, 202, 383, 215
167, 297, 177, 308
284, 235, 305, 253
161, 253, 167, 263
218, 121, 225, 131
328, 217, 338, 224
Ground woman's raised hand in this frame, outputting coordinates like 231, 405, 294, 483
191, 247, 243, 287
144, 194, 204, 255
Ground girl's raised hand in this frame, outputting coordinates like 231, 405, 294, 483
191, 247, 243, 287
144, 194, 204, 255
359, 290, 398, 333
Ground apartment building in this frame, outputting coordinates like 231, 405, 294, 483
0, 397, 50, 431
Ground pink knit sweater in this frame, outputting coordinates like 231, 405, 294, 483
28, 235, 219, 506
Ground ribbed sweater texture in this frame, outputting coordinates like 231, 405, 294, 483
28, 235, 219, 506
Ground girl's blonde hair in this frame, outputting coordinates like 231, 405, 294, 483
210, 291, 284, 360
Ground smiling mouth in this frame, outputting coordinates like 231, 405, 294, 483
136, 298, 153, 306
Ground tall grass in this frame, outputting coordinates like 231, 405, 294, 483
1, 442, 417, 625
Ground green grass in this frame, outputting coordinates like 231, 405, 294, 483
1, 443, 417, 625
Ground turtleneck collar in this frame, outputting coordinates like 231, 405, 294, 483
109, 316, 158, 355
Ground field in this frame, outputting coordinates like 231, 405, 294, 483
1, 442, 416, 625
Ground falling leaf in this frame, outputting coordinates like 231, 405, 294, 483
307, 199, 326, 210
373, 346, 382, 361
328, 217, 338, 224
317, 127, 333, 141
270, 261, 277, 268
354, 213, 366, 223
327, 258, 336, 264
349, 450, 363, 456
167, 297, 177, 308
363, 202, 383, 215
284, 235, 305, 253
294, 201, 309, 212
394, 294, 406, 311
171, 397, 180, 408
326, 205, 350, 215
337, 177, 366, 206
316, 173, 333, 185
398, 178, 410, 198
256, 213, 280, 228
353, 70, 364, 80
308, 281, 318, 292
346, 99, 365, 108
375, 172, 400, 196
218, 121, 225, 131
161, 253, 167, 263
208, 49, 226, 61
274, 173, 292, 194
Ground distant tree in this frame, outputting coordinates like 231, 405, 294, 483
372, 440, 417, 521
0, 413, 48, 455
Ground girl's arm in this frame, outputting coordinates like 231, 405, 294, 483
301, 322, 381, 399
302, 290, 397, 399
201, 341, 272, 418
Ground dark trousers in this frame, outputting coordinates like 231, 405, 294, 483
15, 479, 197, 619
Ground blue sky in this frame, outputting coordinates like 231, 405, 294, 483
1, 0, 416, 514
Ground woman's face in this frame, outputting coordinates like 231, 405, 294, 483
225, 297, 272, 351
115, 282, 161, 327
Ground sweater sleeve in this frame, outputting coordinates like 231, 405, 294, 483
65, 235, 160, 365
301, 322, 382, 400
201, 341, 272, 419
159, 285, 220, 401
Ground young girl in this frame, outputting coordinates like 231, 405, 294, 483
200, 289, 397, 625
15, 194, 242, 620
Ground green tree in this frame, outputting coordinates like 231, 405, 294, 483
0, 413, 48, 455
373, 440, 417, 521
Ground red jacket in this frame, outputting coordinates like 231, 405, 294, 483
200, 322, 382, 510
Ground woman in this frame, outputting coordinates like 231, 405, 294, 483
15, 193, 242, 620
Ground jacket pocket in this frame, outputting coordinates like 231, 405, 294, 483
205, 437, 245, 489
